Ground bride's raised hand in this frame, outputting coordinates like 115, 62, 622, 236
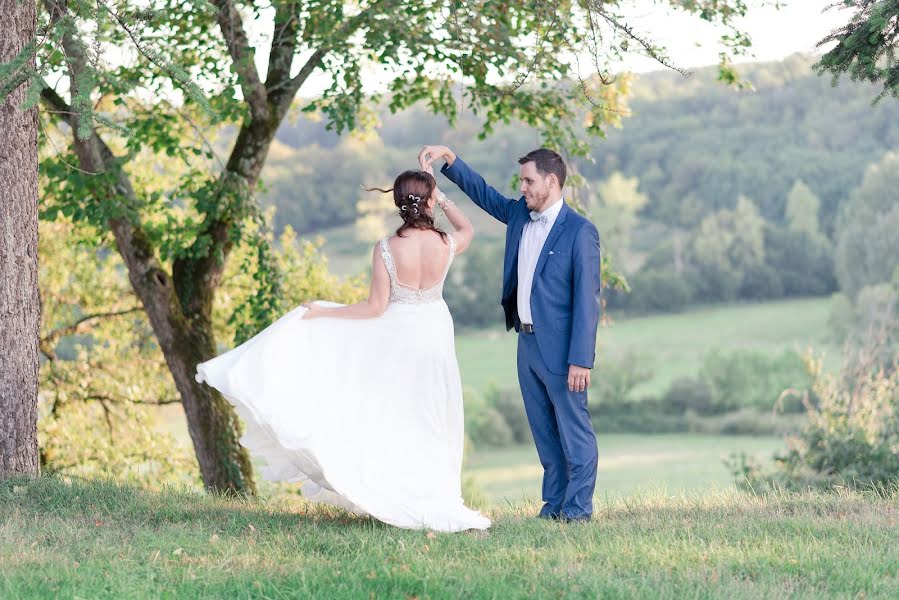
418, 145, 455, 170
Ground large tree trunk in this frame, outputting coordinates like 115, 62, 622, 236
59, 124, 260, 495
0, 0, 40, 479
38, 0, 306, 494
37, 0, 261, 493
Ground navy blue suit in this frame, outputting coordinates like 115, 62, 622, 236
441, 157, 601, 519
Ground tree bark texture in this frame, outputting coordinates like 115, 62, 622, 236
0, 0, 40, 479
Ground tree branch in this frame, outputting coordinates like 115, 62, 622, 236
40, 85, 76, 128
40, 0, 186, 366
284, 48, 325, 102
265, 2, 301, 98
274, 0, 395, 112
41, 306, 144, 346
211, 0, 269, 121
85, 394, 182, 406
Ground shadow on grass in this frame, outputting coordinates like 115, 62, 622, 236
0, 474, 389, 534
3, 473, 896, 538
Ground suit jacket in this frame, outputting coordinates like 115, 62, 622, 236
442, 157, 602, 375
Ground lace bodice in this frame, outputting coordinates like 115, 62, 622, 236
379, 235, 456, 305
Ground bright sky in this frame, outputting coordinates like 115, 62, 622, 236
618, 0, 847, 73
277, 0, 849, 96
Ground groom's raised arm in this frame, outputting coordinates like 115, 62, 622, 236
441, 157, 516, 225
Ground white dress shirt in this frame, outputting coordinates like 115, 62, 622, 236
517, 197, 564, 325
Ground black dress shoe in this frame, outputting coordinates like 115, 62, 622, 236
560, 513, 592, 523
537, 505, 562, 520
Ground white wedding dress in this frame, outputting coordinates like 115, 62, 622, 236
195, 234, 490, 532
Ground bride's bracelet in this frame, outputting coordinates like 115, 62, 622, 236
436, 191, 454, 211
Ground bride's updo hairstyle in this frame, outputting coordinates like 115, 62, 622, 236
368, 170, 449, 242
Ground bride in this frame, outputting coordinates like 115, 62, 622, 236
195, 161, 491, 532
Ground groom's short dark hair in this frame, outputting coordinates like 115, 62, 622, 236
518, 148, 567, 189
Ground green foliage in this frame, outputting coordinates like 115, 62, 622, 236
815, 0, 899, 103
4, 1, 832, 487
463, 384, 532, 449
37, 219, 197, 486
663, 377, 715, 415
589, 348, 813, 436
37, 214, 366, 483
735, 353, 899, 492
700, 349, 813, 414
685, 408, 803, 437
622, 269, 694, 312
484, 385, 532, 446
607, 220, 837, 315
593, 353, 654, 408
693, 196, 766, 275
835, 151, 899, 300
830, 284, 899, 370
590, 356, 660, 432
587, 171, 648, 271
464, 388, 515, 448
443, 243, 505, 329
213, 221, 367, 350
264, 55, 899, 248
785, 179, 823, 240
762, 226, 836, 297
263, 136, 398, 235
737, 263, 784, 300
595, 55, 899, 234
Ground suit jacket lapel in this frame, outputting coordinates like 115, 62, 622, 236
503, 205, 527, 298
531, 202, 569, 296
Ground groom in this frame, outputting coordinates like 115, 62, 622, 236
420, 145, 601, 522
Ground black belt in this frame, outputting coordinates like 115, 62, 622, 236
521, 323, 535, 334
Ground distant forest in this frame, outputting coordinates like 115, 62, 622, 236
260, 54, 898, 237
255, 54, 898, 323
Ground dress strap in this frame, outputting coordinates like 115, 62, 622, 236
440, 234, 457, 281
379, 238, 397, 284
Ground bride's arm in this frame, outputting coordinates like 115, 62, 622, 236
420, 155, 475, 254
302, 243, 390, 320
434, 185, 474, 253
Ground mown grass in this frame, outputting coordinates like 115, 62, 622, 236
466, 434, 785, 503
2, 476, 897, 598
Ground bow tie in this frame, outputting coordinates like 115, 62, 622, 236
529, 210, 548, 223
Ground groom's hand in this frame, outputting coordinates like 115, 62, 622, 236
418, 145, 456, 170
568, 365, 591, 392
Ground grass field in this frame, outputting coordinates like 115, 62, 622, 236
466, 434, 785, 504
455, 297, 839, 397
3, 476, 897, 598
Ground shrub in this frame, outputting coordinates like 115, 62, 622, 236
625, 269, 694, 313
467, 407, 515, 448
739, 264, 784, 300
686, 408, 804, 436
485, 385, 532, 445
700, 349, 812, 414
592, 354, 654, 408
690, 263, 741, 303
662, 377, 715, 415
732, 353, 899, 492
594, 410, 689, 434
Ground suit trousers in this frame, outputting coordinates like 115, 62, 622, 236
517, 330, 598, 519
